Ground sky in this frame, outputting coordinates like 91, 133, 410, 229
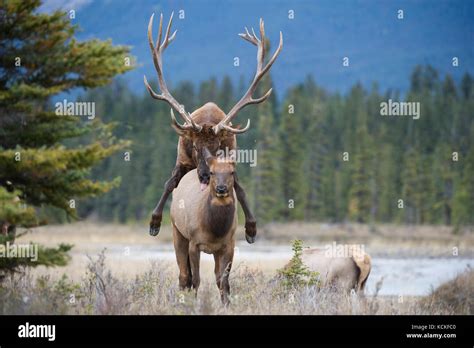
39, 0, 474, 97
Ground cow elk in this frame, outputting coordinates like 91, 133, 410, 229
170, 148, 237, 305
300, 247, 372, 293
144, 13, 283, 244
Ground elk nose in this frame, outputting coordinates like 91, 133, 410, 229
216, 185, 227, 194
201, 172, 210, 183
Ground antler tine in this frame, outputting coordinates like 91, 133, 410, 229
147, 13, 156, 53
144, 75, 164, 100
170, 109, 200, 133
161, 12, 175, 50
221, 119, 251, 134
144, 12, 202, 132
239, 27, 258, 45
245, 27, 251, 37
156, 13, 163, 51
259, 19, 266, 68
251, 27, 259, 42
260, 30, 283, 77
252, 88, 273, 104
213, 19, 283, 135
170, 108, 184, 129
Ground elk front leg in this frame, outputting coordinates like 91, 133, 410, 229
188, 243, 201, 295
233, 172, 257, 244
215, 245, 234, 306
149, 164, 187, 236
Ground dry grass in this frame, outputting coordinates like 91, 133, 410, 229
419, 267, 474, 315
0, 251, 471, 315
2, 222, 471, 315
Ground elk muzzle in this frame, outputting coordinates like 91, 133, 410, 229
215, 185, 229, 197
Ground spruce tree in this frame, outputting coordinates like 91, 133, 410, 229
347, 85, 372, 223
217, 76, 235, 112
0, 0, 133, 275
453, 126, 474, 226
279, 86, 306, 220
401, 147, 423, 224
348, 123, 373, 223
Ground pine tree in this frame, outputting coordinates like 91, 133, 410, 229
346, 85, 372, 223
401, 147, 423, 224
279, 86, 306, 220
453, 126, 474, 226
298, 77, 332, 221
217, 76, 235, 112
348, 123, 373, 223
0, 0, 133, 275
461, 73, 472, 100
198, 78, 218, 105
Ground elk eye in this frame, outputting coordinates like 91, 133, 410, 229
210, 171, 214, 176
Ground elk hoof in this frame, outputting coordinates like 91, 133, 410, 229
244, 220, 256, 244
149, 214, 162, 236
245, 233, 255, 244
149, 224, 161, 236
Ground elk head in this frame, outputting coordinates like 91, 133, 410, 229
203, 147, 236, 201
144, 13, 283, 188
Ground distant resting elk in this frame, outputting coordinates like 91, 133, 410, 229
170, 148, 237, 305
295, 247, 372, 293
143, 13, 283, 243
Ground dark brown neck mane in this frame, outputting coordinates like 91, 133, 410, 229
204, 194, 235, 237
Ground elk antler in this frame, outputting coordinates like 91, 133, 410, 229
144, 13, 202, 132
213, 18, 283, 135
170, 109, 202, 134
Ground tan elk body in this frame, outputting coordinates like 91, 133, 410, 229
170, 150, 237, 304
300, 247, 372, 293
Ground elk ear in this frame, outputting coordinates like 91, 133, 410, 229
203, 147, 215, 166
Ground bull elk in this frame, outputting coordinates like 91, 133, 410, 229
144, 13, 283, 243
170, 148, 237, 305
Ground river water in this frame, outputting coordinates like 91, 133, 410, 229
99, 242, 472, 296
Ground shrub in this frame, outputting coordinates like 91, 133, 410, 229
277, 239, 319, 288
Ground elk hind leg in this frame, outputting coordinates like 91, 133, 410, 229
172, 225, 191, 290
149, 164, 187, 236
233, 173, 257, 244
